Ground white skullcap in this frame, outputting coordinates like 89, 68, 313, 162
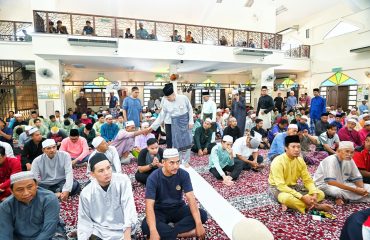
204, 118, 212, 124
347, 118, 357, 124
251, 114, 256, 118
232, 90, 239, 95
362, 114, 370, 118
142, 122, 149, 128
223, 135, 233, 143
125, 120, 135, 127
232, 218, 274, 240
365, 120, 370, 126
143, 106, 147, 110
287, 124, 298, 129
301, 115, 308, 121
338, 141, 354, 150
92, 136, 104, 148
42, 139, 56, 148
217, 108, 222, 113
145, 112, 152, 117
364, 110, 369, 113
350, 108, 357, 112
150, 117, 156, 120
163, 148, 179, 159
250, 137, 260, 149
25, 125, 33, 131
11, 171, 36, 185
14, 113, 22, 117
105, 114, 113, 119
28, 127, 39, 135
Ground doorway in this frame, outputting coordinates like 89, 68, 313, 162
326, 86, 349, 111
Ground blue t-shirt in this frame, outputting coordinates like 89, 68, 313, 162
109, 96, 118, 108
268, 132, 287, 159
123, 97, 142, 127
0, 127, 13, 145
145, 168, 193, 210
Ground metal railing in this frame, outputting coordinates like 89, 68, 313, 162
283, 44, 310, 58
33, 10, 283, 50
0, 20, 32, 41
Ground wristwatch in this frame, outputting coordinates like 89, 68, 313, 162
149, 163, 154, 168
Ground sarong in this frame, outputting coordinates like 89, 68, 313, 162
171, 113, 192, 151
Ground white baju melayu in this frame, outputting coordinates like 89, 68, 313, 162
201, 99, 217, 122
314, 154, 370, 202
78, 173, 137, 240
87, 146, 122, 175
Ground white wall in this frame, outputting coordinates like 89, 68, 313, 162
0, 0, 276, 33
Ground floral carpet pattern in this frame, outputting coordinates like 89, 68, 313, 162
61, 148, 368, 240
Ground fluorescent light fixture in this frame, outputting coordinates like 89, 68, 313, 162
276, 5, 288, 15
244, 0, 254, 7
216, 0, 222, 3
323, 21, 360, 40
277, 25, 299, 35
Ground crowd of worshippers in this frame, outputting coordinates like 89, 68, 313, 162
1, 84, 370, 239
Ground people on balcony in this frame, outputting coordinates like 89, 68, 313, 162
248, 38, 256, 48
219, 36, 228, 46
170, 29, 182, 42
82, 20, 96, 36
147, 30, 157, 40
21, 30, 32, 41
48, 21, 57, 33
56, 20, 68, 34
185, 31, 196, 43
125, 28, 134, 38
136, 22, 149, 39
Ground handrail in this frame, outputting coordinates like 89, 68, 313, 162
33, 10, 283, 50
0, 20, 32, 41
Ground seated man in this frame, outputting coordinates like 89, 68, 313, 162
209, 135, 243, 186
191, 118, 216, 156
359, 120, 370, 143
0, 171, 66, 239
0, 140, 15, 158
34, 118, 49, 138
110, 120, 149, 164
269, 135, 332, 213
17, 125, 32, 148
134, 122, 155, 151
267, 119, 288, 143
223, 117, 242, 143
48, 114, 61, 130
299, 129, 328, 165
0, 146, 21, 201
251, 119, 270, 149
60, 129, 90, 166
100, 114, 119, 143
268, 124, 298, 161
92, 114, 105, 136
31, 139, 81, 201
21, 127, 45, 170
332, 113, 343, 131
88, 136, 122, 174
47, 126, 68, 148
340, 208, 370, 240
135, 138, 164, 184
338, 119, 362, 147
353, 133, 370, 184
314, 141, 370, 205
79, 123, 96, 148
78, 153, 137, 240
315, 113, 330, 136
297, 115, 310, 132
233, 133, 264, 171
317, 124, 340, 155
142, 148, 207, 239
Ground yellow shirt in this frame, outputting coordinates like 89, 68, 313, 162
268, 153, 320, 199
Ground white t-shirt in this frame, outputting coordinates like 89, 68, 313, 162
232, 137, 258, 159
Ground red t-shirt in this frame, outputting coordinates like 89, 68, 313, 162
353, 149, 370, 172
0, 157, 22, 190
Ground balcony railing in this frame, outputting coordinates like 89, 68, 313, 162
0, 20, 32, 41
283, 44, 310, 58
33, 10, 283, 50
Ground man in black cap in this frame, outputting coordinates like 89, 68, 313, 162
268, 135, 332, 214
315, 112, 330, 136
149, 83, 194, 167
78, 153, 137, 239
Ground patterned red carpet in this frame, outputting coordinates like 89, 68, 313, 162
61, 149, 368, 239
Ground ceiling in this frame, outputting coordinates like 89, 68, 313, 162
54, 55, 279, 74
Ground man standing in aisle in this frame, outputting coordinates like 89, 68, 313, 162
149, 83, 193, 167
201, 91, 217, 140
310, 88, 326, 125
286, 91, 297, 113
257, 86, 275, 130
231, 89, 246, 136
274, 92, 284, 113
123, 86, 142, 128
76, 91, 88, 114
108, 90, 119, 118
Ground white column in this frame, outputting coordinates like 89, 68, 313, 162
251, 67, 275, 107
34, 56, 65, 117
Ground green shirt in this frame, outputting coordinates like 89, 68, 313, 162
93, 121, 104, 135
209, 144, 233, 176
193, 127, 212, 150
37, 125, 49, 138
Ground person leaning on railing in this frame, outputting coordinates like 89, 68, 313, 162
82, 20, 96, 36
56, 20, 68, 34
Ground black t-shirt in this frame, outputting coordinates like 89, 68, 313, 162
274, 97, 284, 107
137, 148, 164, 167
145, 168, 193, 210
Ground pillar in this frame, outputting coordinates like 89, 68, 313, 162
251, 67, 275, 106
34, 56, 65, 117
